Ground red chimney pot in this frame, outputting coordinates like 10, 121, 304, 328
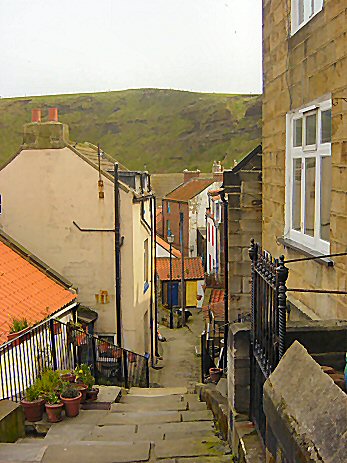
48, 108, 58, 122
32, 109, 41, 123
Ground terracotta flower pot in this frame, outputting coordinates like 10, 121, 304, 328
61, 392, 82, 417
209, 367, 223, 383
75, 383, 88, 403
21, 398, 45, 422
45, 402, 64, 423
86, 387, 99, 401
7, 327, 31, 346
60, 373, 76, 383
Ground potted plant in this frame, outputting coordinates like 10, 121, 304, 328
7, 317, 30, 345
209, 367, 223, 383
60, 383, 81, 417
21, 383, 45, 422
75, 364, 98, 401
45, 393, 64, 423
59, 369, 76, 383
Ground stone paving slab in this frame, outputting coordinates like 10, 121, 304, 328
128, 387, 187, 396
121, 395, 185, 406
160, 458, 232, 463
47, 410, 108, 426
43, 424, 96, 443
0, 443, 47, 462
41, 442, 150, 463
95, 385, 122, 403
181, 410, 213, 422
82, 425, 137, 441
99, 410, 181, 426
137, 420, 214, 437
153, 436, 226, 459
111, 401, 188, 412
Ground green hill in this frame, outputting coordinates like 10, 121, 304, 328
0, 88, 261, 173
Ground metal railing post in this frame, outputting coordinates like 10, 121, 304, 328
49, 319, 57, 371
123, 350, 129, 389
145, 353, 150, 387
277, 255, 288, 360
201, 331, 206, 383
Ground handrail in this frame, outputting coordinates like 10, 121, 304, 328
0, 317, 149, 401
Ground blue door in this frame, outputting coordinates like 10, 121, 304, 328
171, 282, 179, 306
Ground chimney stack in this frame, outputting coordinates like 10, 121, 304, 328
183, 169, 200, 183
31, 109, 42, 123
48, 107, 58, 122
212, 161, 223, 181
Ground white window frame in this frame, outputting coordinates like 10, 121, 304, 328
285, 97, 332, 254
291, 0, 324, 35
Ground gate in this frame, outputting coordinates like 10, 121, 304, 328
248, 239, 289, 442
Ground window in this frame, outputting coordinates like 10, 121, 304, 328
144, 239, 149, 292
167, 220, 171, 236
167, 202, 171, 214
286, 98, 332, 254
291, 0, 324, 34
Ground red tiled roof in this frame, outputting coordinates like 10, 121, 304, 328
210, 289, 224, 304
156, 257, 204, 281
0, 241, 77, 345
210, 302, 224, 321
156, 236, 181, 258
165, 178, 215, 202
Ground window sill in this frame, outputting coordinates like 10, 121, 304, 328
144, 281, 150, 294
278, 238, 334, 267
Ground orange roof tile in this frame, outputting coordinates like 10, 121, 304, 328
210, 289, 225, 304
156, 257, 204, 281
0, 241, 76, 345
156, 236, 181, 258
165, 178, 215, 202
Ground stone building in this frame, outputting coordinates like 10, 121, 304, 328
262, 0, 347, 319
223, 145, 262, 322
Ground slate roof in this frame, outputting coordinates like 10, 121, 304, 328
165, 178, 215, 202
156, 257, 204, 281
156, 236, 181, 258
0, 240, 77, 345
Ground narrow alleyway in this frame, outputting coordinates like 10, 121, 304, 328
150, 308, 205, 391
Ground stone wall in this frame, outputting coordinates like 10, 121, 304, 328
264, 341, 347, 463
224, 155, 262, 322
262, 0, 347, 319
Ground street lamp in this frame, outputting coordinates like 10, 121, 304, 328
167, 234, 175, 329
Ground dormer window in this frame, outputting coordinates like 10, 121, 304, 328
291, 0, 324, 35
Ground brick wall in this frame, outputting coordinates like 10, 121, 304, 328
262, 0, 347, 318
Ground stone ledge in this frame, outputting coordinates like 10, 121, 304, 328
195, 382, 229, 440
0, 400, 25, 443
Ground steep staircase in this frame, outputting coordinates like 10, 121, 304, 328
0, 386, 231, 463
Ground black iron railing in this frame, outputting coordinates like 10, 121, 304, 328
0, 318, 149, 402
248, 239, 288, 443
200, 330, 216, 382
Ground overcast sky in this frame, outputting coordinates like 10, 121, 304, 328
0, 0, 262, 98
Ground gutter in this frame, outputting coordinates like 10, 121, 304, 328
153, 196, 159, 358
114, 163, 122, 347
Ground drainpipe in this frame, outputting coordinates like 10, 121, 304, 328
149, 195, 155, 366
221, 190, 228, 370
114, 163, 122, 347
153, 196, 159, 358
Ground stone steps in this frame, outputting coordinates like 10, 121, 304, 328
1, 386, 229, 462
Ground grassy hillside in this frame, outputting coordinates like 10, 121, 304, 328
0, 89, 261, 173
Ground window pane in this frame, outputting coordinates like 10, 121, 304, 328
292, 159, 302, 231
320, 156, 331, 242
305, 113, 317, 146
321, 109, 332, 143
304, 158, 316, 237
293, 118, 303, 147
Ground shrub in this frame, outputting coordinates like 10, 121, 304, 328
74, 364, 95, 390
61, 383, 80, 399
9, 317, 28, 333
25, 384, 42, 402
45, 393, 61, 405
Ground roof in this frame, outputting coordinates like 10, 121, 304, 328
151, 174, 185, 201
156, 236, 181, 258
210, 288, 224, 304
202, 302, 224, 322
229, 144, 262, 175
165, 178, 215, 202
156, 257, 204, 281
0, 240, 77, 345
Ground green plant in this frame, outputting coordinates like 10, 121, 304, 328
25, 384, 42, 402
45, 392, 61, 405
39, 369, 64, 396
74, 364, 95, 390
60, 383, 80, 399
9, 317, 29, 333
